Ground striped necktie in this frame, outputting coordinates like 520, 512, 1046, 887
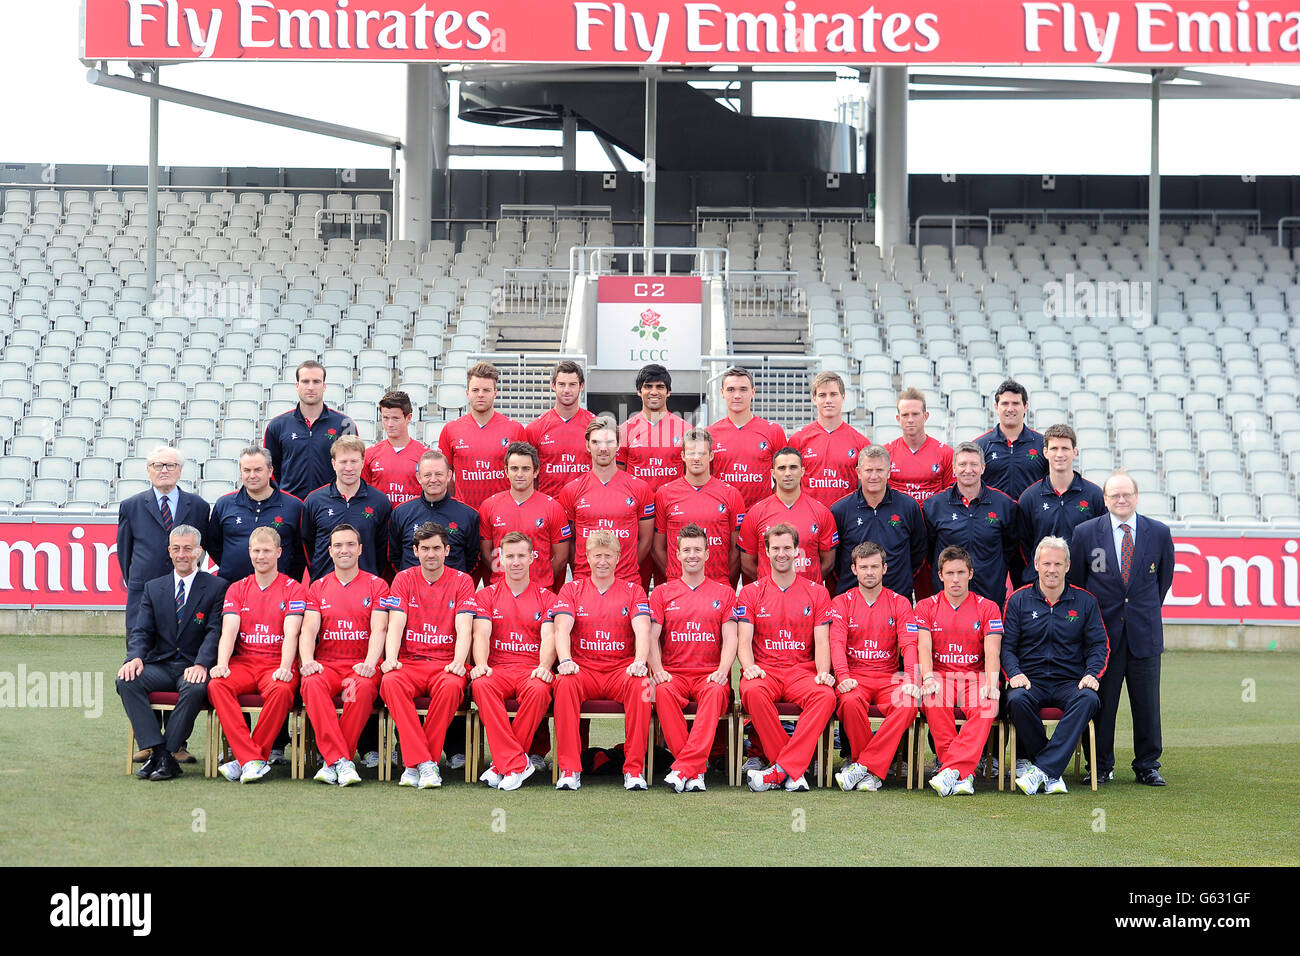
160, 495, 173, 532
175, 577, 186, 624
1119, 523, 1133, 587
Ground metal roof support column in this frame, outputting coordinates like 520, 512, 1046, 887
874, 66, 908, 251
1149, 70, 1162, 326
406, 64, 436, 250
146, 66, 159, 307
643, 72, 657, 271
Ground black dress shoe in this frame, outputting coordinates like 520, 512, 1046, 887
1135, 768, 1167, 786
1081, 767, 1114, 784
136, 748, 164, 779
149, 750, 183, 781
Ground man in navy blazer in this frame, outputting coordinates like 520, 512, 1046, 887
1068, 470, 1175, 786
116, 446, 212, 637
116, 525, 230, 780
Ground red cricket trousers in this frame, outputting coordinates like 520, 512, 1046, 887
921, 671, 997, 779
654, 668, 731, 778
739, 662, 835, 781
471, 664, 553, 776
209, 656, 299, 766
380, 660, 466, 768
553, 664, 653, 777
301, 660, 380, 766
837, 671, 919, 778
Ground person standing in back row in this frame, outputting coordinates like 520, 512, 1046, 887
788, 371, 870, 510
973, 379, 1046, 502
264, 360, 357, 500
438, 361, 527, 514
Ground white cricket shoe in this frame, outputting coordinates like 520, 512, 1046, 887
268, 748, 287, 766
361, 751, 381, 769
398, 767, 420, 787
240, 759, 270, 784
951, 773, 976, 796
417, 761, 442, 789
929, 766, 960, 797
747, 765, 786, 792
498, 761, 535, 792
623, 773, 648, 791
555, 771, 581, 791
663, 770, 687, 793
336, 760, 362, 787
741, 756, 764, 774
446, 753, 467, 771
218, 760, 242, 782
684, 774, 706, 792
856, 772, 884, 792
528, 755, 548, 772
1015, 764, 1046, 795
313, 761, 338, 785
480, 764, 504, 788
835, 762, 869, 792
784, 774, 810, 792
1043, 775, 1069, 795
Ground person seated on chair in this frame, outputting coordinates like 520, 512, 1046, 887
915, 546, 1004, 797
549, 531, 653, 792
828, 541, 922, 793
299, 523, 390, 787
648, 523, 738, 793
208, 527, 307, 784
737, 523, 836, 793
1001, 536, 1109, 796
470, 532, 558, 792
116, 524, 229, 781
379, 521, 478, 790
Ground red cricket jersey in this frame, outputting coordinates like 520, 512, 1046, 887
437, 411, 527, 510
223, 573, 308, 659
737, 493, 838, 583
383, 565, 478, 663
549, 577, 650, 668
556, 469, 655, 582
526, 407, 595, 498
363, 438, 429, 507
474, 581, 557, 667
617, 411, 690, 491
709, 415, 787, 509
734, 575, 833, 668
306, 570, 390, 662
913, 592, 1004, 674
828, 587, 919, 679
649, 577, 737, 671
885, 435, 954, 506
654, 476, 745, 582
478, 489, 573, 588
788, 420, 870, 508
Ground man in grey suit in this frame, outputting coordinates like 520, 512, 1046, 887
116, 525, 229, 780
1068, 470, 1176, 786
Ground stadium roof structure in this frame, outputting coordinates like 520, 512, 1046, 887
78, 0, 1300, 321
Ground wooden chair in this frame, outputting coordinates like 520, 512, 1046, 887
912, 708, 1005, 791
296, 695, 388, 780
550, 699, 654, 784
1007, 707, 1097, 791
211, 694, 304, 779
381, 697, 474, 782
735, 701, 833, 788
124, 692, 214, 778
822, 706, 918, 789
647, 696, 738, 786
467, 699, 554, 782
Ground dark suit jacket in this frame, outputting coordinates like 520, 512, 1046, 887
126, 570, 230, 668
116, 488, 212, 590
1068, 513, 1175, 659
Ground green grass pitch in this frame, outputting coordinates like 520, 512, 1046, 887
0, 635, 1296, 866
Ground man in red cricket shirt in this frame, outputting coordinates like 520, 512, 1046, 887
550, 531, 653, 791
438, 361, 527, 513
298, 524, 390, 787
828, 541, 922, 793
618, 363, 689, 588
653, 427, 745, 586
788, 371, 870, 509
916, 545, 1004, 796
738, 448, 837, 586
379, 521, 478, 789
886, 387, 954, 600
648, 524, 738, 792
709, 365, 787, 515
209, 526, 307, 783
526, 359, 595, 499
470, 531, 557, 792
479, 441, 572, 591
557, 415, 655, 585
738, 523, 837, 793
363, 390, 428, 509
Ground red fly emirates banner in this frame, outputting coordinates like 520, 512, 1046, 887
2, 518, 1299, 623
82, 1, 1300, 65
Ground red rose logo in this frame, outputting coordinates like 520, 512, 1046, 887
195, 612, 205, 622
889, 513, 901, 526
632, 308, 665, 341
1067, 609, 1079, 618
364, 507, 374, 515
987, 512, 996, 519
273, 516, 283, 524
1078, 501, 1090, 511
327, 428, 338, 436
1028, 448, 1039, 457
449, 521, 459, 530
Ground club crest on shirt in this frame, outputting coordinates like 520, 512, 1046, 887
535, 517, 545, 528
810, 523, 818, 534
500, 437, 509, 447
448, 599, 455, 609
973, 621, 981, 630
888, 617, 895, 626
716, 503, 726, 513
802, 605, 811, 616
758, 440, 769, 451
625, 496, 635, 507
534, 611, 543, 621
931, 463, 940, 473
279, 601, 286, 611
362, 597, 371, 608
712, 599, 721, 608
847, 447, 858, 458
621, 606, 629, 616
